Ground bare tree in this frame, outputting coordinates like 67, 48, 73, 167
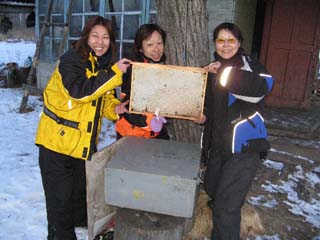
156, 0, 210, 143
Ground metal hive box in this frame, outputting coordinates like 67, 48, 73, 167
104, 136, 201, 218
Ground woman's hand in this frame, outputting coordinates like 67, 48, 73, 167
193, 114, 207, 124
115, 100, 129, 114
205, 61, 222, 74
117, 58, 131, 73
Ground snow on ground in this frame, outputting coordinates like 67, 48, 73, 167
0, 40, 319, 240
1, 90, 319, 240
0, 40, 36, 67
250, 160, 320, 228
0, 88, 115, 240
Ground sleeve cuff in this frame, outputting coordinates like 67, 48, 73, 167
111, 63, 123, 76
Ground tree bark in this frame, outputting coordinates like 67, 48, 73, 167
156, 0, 210, 143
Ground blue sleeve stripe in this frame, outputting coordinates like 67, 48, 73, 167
231, 93, 264, 103
232, 112, 266, 153
228, 93, 236, 106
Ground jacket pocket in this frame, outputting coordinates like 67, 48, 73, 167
232, 112, 268, 154
242, 138, 270, 158
39, 114, 81, 156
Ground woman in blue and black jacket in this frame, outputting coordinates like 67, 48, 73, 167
199, 22, 274, 240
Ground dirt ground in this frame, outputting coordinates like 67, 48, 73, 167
189, 97, 320, 239
185, 99, 320, 240
247, 135, 320, 239
247, 100, 320, 239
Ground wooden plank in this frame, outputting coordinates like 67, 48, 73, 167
58, 0, 74, 57
263, 0, 320, 109
129, 62, 208, 120
19, 0, 55, 113
21, 83, 43, 95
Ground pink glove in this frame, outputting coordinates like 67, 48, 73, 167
150, 116, 167, 132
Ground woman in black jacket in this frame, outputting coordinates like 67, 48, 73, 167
199, 22, 274, 240
115, 23, 169, 139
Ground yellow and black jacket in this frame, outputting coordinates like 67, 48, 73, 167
35, 49, 123, 160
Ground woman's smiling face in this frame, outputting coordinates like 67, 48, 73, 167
215, 29, 240, 59
140, 30, 164, 62
88, 25, 110, 56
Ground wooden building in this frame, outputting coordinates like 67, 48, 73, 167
0, 0, 35, 14
0, 0, 35, 39
207, 0, 320, 110
25, 0, 320, 109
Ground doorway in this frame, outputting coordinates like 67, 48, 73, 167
251, 0, 266, 59
260, 0, 320, 109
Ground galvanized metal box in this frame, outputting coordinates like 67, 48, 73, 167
104, 136, 201, 218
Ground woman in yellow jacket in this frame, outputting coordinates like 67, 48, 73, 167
35, 16, 129, 240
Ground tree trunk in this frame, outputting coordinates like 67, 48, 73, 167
156, 0, 210, 143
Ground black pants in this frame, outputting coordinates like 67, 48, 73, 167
39, 146, 87, 240
204, 152, 259, 240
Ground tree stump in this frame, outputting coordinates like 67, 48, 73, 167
114, 208, 192, 240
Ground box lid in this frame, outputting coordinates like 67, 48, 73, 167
107, 136, 201, 179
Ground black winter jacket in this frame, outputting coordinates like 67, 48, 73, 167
201, 50, 274, 162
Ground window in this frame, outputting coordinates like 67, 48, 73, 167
37, 0, 157, 63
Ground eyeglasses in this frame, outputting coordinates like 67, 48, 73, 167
215, 38, 237, 44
